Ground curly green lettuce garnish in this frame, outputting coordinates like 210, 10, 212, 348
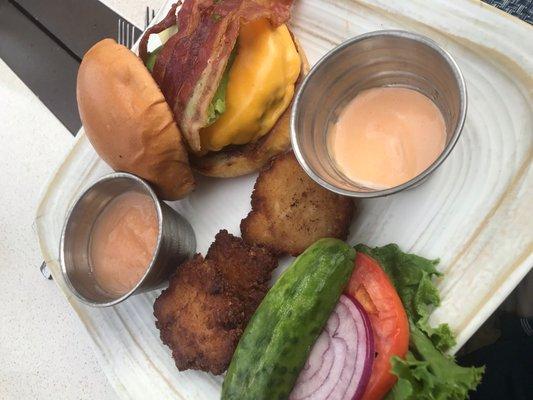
356, 244, 454, 351
356, 244, 484, 400
388, 322, 484, 400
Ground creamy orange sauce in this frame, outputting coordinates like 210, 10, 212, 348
90, 192, 158, 295
329, 87, 447, 189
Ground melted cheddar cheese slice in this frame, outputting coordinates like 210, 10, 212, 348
200, 19, 301, 152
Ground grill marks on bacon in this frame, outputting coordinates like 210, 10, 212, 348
139, 0, 293, 152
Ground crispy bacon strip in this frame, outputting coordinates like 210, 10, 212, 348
139, 2, 180, 62
139, 0, 293, 152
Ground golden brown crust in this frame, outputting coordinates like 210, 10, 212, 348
153, 230, 277, 375
241, 152, 355, 256
190, 35, 310, 178
76, 39, 195, 200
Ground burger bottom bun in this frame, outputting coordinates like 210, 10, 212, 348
190, 36, 309, 178
77, 38, 195, 200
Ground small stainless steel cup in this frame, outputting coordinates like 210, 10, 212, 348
291, 30, 467, 197
60, 172, 196, 307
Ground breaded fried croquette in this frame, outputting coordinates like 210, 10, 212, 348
241, 152, 354, 256
153, 230, 277, 375
206, 231, 276, 317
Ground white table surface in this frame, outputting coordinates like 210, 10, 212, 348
0, 1, 163, 399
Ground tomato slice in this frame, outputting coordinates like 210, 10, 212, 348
345, 252, 409, 400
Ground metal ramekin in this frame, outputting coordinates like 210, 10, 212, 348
291, 30, 467, 198
60, 172, 196, 307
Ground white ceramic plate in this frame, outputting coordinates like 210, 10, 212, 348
36, 1, 532, 399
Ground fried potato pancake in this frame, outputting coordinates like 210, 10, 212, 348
241, 152, 354, 256
153, 230, 277, 375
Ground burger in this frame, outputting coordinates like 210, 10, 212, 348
76, 0, 308, 200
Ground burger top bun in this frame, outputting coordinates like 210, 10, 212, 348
76, 39, 194, 200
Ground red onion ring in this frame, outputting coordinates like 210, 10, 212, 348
290, 294, 374, 400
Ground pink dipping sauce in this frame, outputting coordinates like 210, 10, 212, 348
328, 87, 447, 189
90, 192, 158, 295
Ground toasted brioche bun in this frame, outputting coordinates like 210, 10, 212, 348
190, 35, 309, 178
77, 39, 194, 200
